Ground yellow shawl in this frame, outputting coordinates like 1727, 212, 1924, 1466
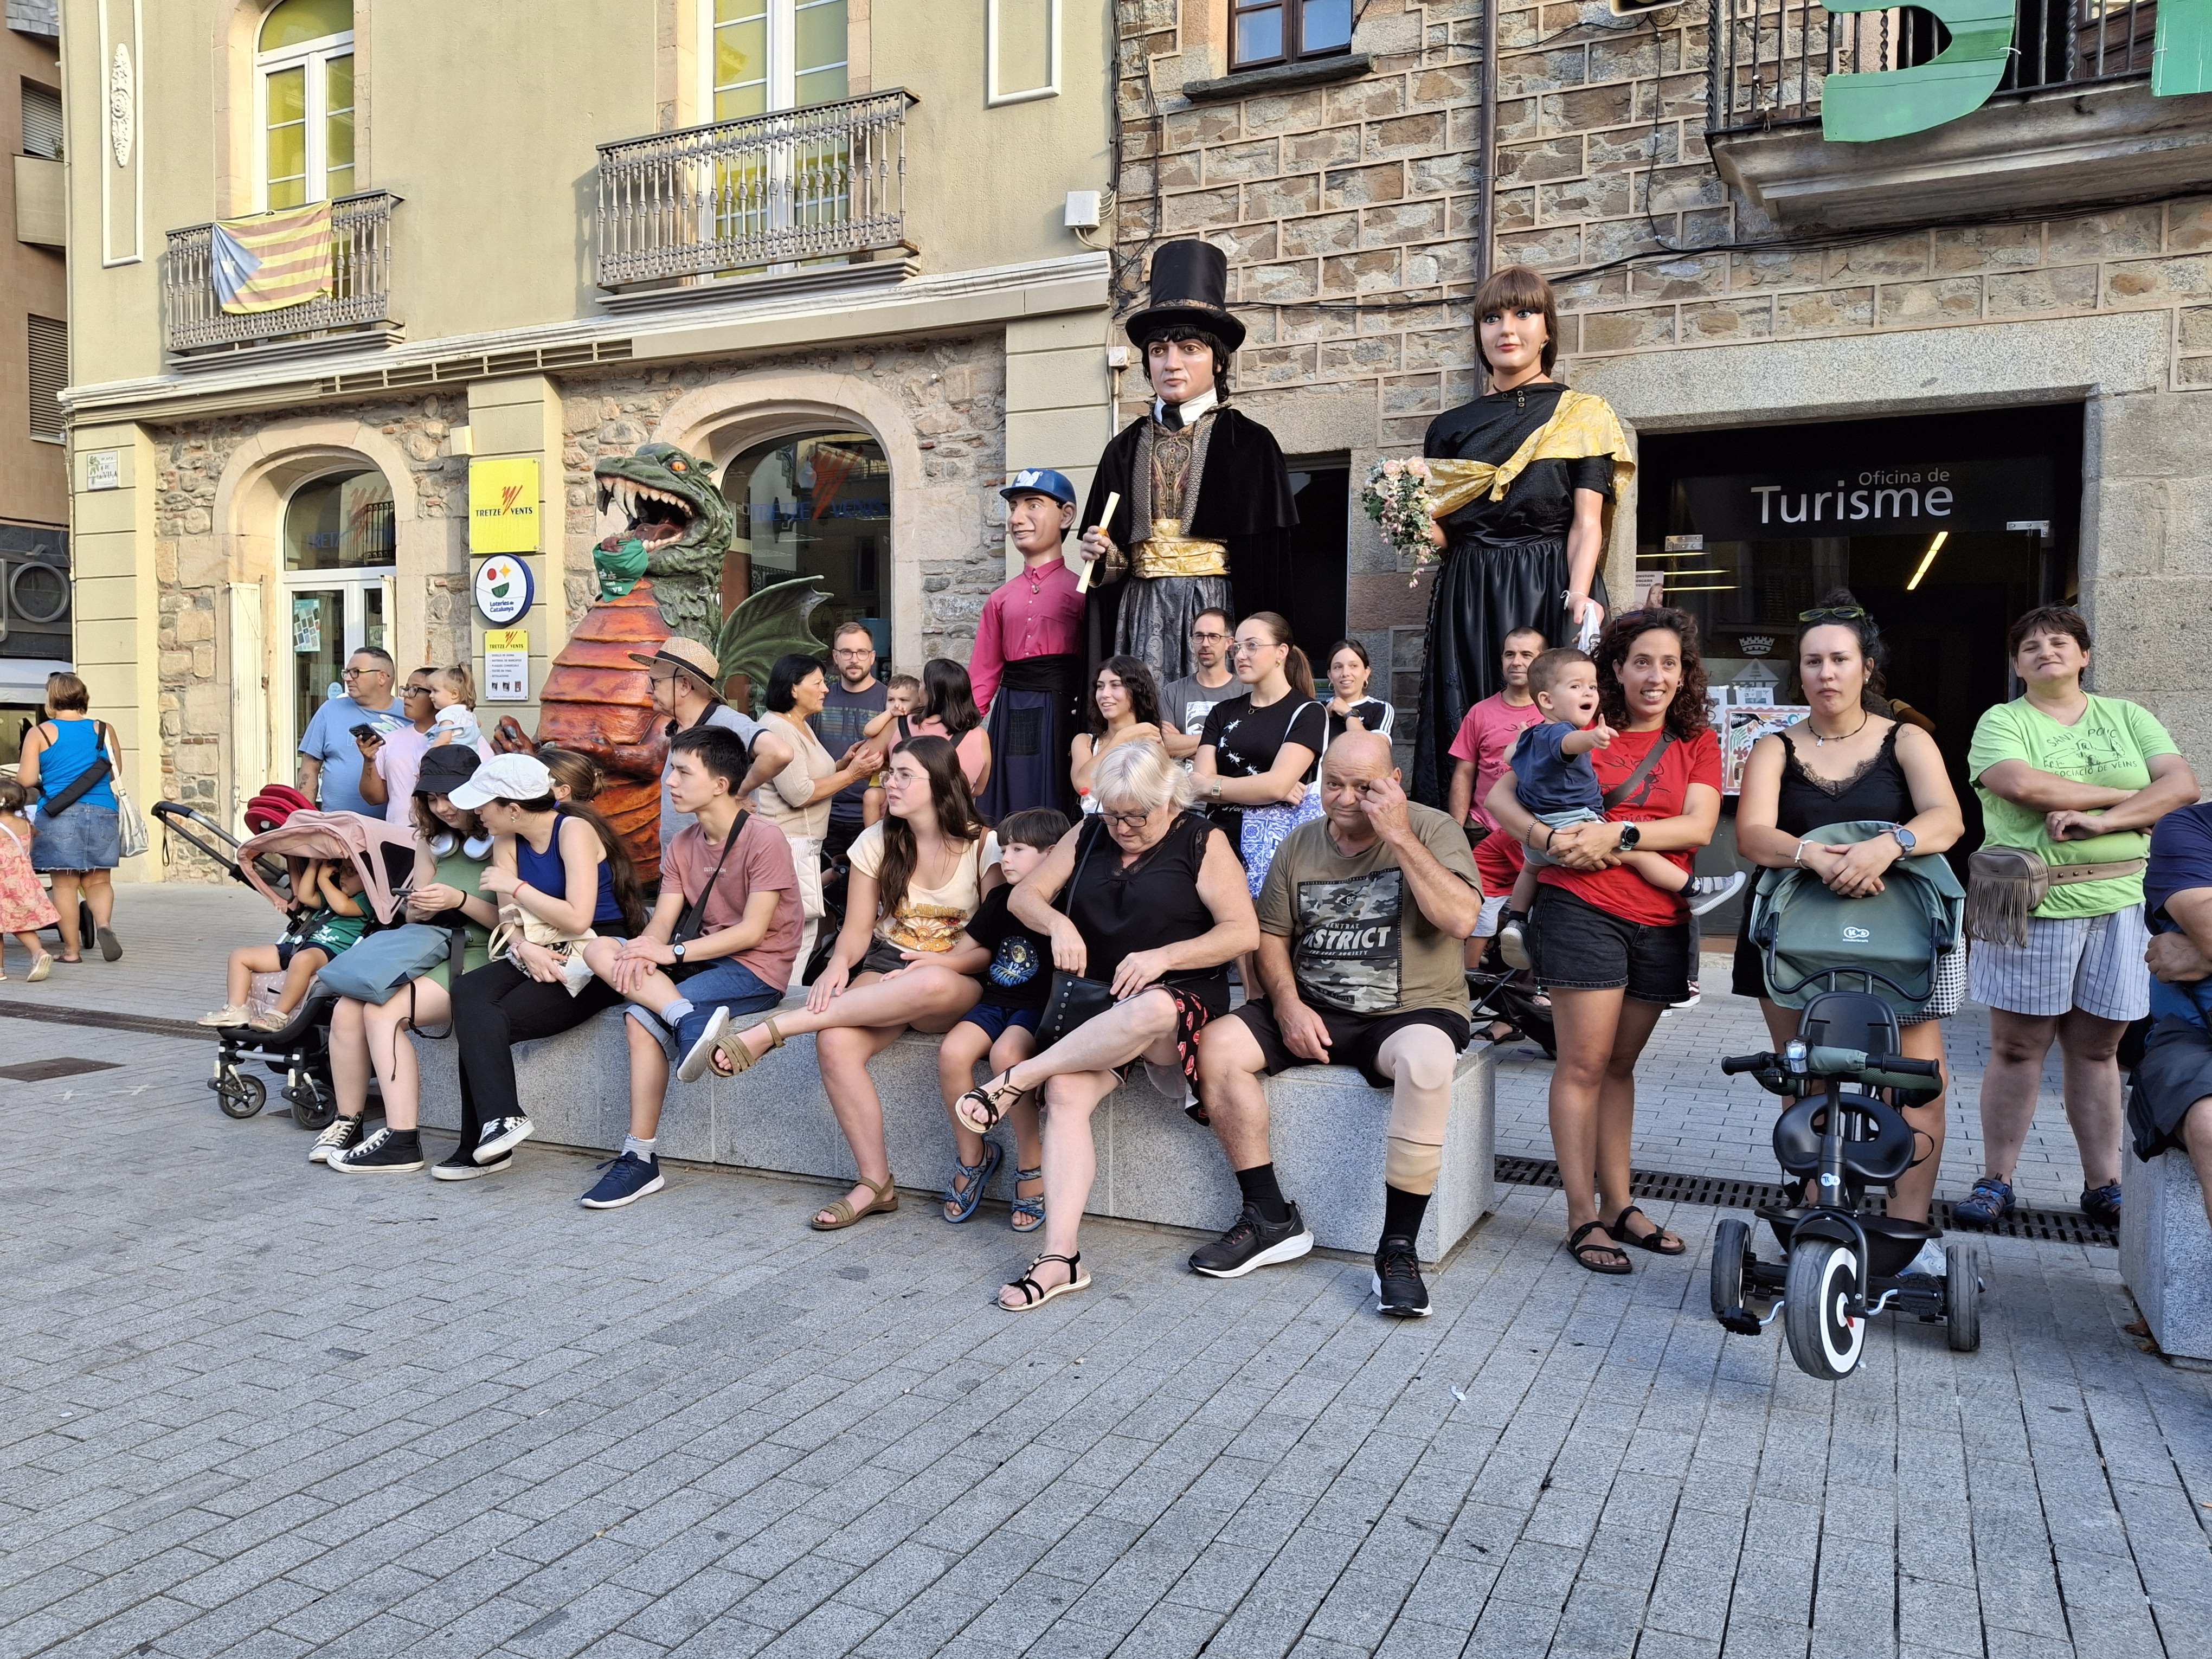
1424, 389, 1635, 525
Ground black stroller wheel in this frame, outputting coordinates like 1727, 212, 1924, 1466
215, 1072, 267, 1120
1784, 1238, 1866, 1381
1710, 1219, 1751, 1325
287, 1077, 338, 1132
1944, 1242, 1982, 1352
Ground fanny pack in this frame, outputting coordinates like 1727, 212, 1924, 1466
1964, 845, 2147, 947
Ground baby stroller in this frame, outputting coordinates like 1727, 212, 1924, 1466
202, 809, 418, 1130
1710, 821, 1980, 1380
1466, 937, 1557, 1058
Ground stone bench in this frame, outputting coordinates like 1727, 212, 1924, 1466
2120, 1139, 2212, 1366
410, 996, 1495, 1263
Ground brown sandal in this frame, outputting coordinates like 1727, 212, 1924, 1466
711, 1015, 786, 1078
810, 1172, 898, 1232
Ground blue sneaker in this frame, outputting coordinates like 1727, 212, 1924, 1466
1953, 1175, 2014, 1229
580, 1151, 665, 1210
2080, 1182, 2122, 1226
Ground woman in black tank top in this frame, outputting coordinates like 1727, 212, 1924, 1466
1733, 595, 1965, 1229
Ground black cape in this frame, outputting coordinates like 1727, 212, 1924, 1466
1080, 407, 1300, 665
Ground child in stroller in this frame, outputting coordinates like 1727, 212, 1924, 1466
198, 856, 368, 1030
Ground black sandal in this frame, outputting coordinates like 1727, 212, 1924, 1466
1607, 1205, 1685, 1256
999, 1251, 1090, 1310
1567, 1221, 1631, 1275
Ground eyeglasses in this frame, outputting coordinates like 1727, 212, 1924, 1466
832, 647, 874, 659
403, 684, 434, 697
1192, 630, 1230, 643
340, 666, 387, 680
1797, 605, 1869, 624
1099, 807, 1154, 829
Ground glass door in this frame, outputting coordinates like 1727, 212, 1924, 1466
278, 469, 397, 759
285, 578, 389, 757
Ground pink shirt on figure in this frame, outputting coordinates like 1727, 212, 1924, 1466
967, 556, 1085, 712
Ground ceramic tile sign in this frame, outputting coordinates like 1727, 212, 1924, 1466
474, 552, 534, 626
469, 456, 539, 555
484, 629, 530, 702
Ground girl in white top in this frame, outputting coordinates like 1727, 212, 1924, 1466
1319, 638, 1396, 746
1070, 655, 1165, 809
705, 735, 1002, 1231
753, 654, 883, 962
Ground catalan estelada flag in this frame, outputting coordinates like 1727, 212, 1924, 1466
210, 203, 334, 314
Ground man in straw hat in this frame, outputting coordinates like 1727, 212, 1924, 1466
1077, 239, 1300, 686
628, 636, 790, 856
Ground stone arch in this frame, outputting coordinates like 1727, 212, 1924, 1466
651, 370, 947, 666
207, 415, 443, 814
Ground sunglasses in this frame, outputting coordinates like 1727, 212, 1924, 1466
1798, 605, 1869, 623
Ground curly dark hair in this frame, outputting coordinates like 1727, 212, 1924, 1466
1088, 655, 1162, 738
1593, 605, 1712, 743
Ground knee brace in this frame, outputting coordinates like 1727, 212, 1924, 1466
1385, 1136, 1442, 1197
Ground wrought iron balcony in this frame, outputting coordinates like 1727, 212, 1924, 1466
163, 190, 401, 360
595, 89, 916, 291
1708, 0, 2156, 133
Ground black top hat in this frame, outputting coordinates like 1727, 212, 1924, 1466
1126, 239, 1245, 355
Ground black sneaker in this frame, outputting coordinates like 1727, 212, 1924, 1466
474, 1116, 535, 1163
1188, 1201, 1314, 1278
329, 1127, 425, 1174
1373, 1236, 1432, 1319
433, 1147, 512, 1182
2081, 1182, 2122, 1226
309, 1116, 363, 1165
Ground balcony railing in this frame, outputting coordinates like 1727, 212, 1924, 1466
595, 89, 916, 290
1708, 0, 2157, 132
163, 191, 400, 357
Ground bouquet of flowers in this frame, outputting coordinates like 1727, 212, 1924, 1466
1361, 458, 1442, 587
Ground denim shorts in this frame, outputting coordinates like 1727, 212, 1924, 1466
1531, 882, 1690, 1004
959, 1002, 1041, 1043
645, 956, 785, 1054
31, 803, 120, 872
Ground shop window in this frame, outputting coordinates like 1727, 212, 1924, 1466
987, 0, 1059, 106
1231, 0, 1353, 71
25, 316, 65, 442
258, 0, 355, 209
21, 81, 62, 159
281, 468, 394, 757
721, 432, 889, 655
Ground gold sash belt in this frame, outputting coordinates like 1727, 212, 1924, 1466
1131, 520, 1229, 578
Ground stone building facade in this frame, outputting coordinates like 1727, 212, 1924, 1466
1110, 0, 2212, 799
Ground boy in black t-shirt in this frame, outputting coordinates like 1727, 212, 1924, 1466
936, 808, 1070, 1230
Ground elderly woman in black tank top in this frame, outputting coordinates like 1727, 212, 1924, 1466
953, 740, 1257, 1311
1734, 593, 1965, 1230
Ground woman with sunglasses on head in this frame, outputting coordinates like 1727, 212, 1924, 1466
1070, 655, 1165, 808
1409, 265, 1634, 811
1733, 592, 1966, 1248
1193, 612, 1327, 898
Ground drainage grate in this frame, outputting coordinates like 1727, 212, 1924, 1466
0, 1056, 124, 1083
1494, 1155, 2116, 1248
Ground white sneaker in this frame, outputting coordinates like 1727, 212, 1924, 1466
1686, 871, 1747, 917
1904, 1238, 1948, 1277
197, 1005, 250, 1027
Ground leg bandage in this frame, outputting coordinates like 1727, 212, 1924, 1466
1385, 1136, 1442, 1196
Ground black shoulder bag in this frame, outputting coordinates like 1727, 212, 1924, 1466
1036, 817, 1117, 1047
1600, 732, 1674, 812
667, 811, 749, 979
36, 722, 115, 818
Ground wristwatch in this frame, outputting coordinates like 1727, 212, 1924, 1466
1616, 823, 1641, 851
1889, 825, 1918, 854
670, 940, 687, 961
1209, 780, 1223, 802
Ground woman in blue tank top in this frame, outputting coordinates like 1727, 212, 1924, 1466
17, 671, 124, 962
432, 753, 644, 1178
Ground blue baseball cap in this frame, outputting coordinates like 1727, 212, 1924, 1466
999, 468, 1077, 508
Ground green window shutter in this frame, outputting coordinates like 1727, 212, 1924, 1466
1821, 0, 2016, 144
2157, 0, 2212, 96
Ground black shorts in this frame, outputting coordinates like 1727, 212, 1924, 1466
1531, 883, 1691, 1005
2128, 1017, 2212, 1160
1228, 999, 1471, 1090
960, 1002, 1042, 1043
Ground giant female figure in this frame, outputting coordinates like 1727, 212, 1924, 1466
1409, 266, 1635, 808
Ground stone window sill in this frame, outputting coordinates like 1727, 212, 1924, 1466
1181, 53, 1371, 105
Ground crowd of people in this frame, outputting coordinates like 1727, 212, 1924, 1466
9, 249, 2209, 1322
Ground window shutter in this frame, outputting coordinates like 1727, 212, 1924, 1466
27, 315, 67, 441
21, 81, 62, 159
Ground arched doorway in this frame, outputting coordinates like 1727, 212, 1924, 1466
719, 432, 890, 656
280, 467, 394, 754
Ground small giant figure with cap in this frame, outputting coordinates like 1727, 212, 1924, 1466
970, 467, 1088, 821
1077, 239, 1300, 685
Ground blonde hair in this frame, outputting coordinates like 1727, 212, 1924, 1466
435, 663, 477, 708
1092, 738, 1195, 815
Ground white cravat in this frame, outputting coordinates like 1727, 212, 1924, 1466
1154, 386, 1219, 429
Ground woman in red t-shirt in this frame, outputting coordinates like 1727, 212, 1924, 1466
1487, 607, 1724, 1275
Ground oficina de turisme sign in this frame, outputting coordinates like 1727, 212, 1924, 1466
1678, 460, 2054, 539
1825, 0, 2212, 141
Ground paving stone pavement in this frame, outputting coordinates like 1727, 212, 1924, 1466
3, 892, 2210, 1657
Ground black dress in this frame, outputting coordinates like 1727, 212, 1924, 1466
1730, 722, 1913, 1000
1410, 383, 1615, 808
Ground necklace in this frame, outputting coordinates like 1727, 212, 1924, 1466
1812, 709, 1870, 748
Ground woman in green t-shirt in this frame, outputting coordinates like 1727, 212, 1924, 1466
317, 748, 502, 1173
1958, 607, 2199, 1229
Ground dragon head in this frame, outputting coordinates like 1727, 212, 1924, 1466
591, 443, 737, 632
